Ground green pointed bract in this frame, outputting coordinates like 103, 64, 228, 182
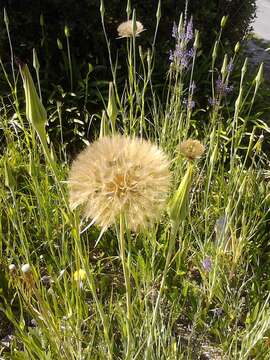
20, 63, 47, 146
4, 160, 15, 190
168, 163, 194, 230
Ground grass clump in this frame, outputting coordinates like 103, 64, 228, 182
1, 3, 270, 359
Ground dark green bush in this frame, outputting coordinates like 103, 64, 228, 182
0, 0, 256, 154
0, 0, 256, 79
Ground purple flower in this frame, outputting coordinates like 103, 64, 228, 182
190, 81, 196, 92
227, 58, 234, 73
185, 18, 193, 41
169, 45, 194, 68
202, 256, 212, 271
211, 308, 224, 318
187, 48, 195, 58
172, 22, 178, 38
208, 97, 219, 106
169, 49, 174, 62
216, 77, 233, 96
183, 98, 195, 109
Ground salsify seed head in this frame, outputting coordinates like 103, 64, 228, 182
178, 139, 205, 160
68, 135, 171, 232
117, 20, 144, 38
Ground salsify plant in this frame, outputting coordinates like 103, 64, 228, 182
1, 1, 270, 360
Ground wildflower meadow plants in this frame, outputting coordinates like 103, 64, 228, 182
1, 2, 270, 359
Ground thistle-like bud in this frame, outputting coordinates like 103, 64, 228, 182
194, 30, 200, 49
99, 110, 109, 138
220, 15, 228, 28
241, 58, 248, 78
212, 41, 218, 62
3, 8, 9, 26
178, 13, 183, 34
168, 163, 193, 230
33, 48, 40, 72
100, 0, 105, 18
234, 42, 240, 54
20, 63, 47, 146
40, 14, 44, 27
57, 38, 63, 50
156, 0, 161, 22
4, 161, 15, 190
64, 25, 70, 38
221, 54, 228, 78
255, 63, 264, 88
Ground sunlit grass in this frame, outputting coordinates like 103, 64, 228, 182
1, 3, 270, 359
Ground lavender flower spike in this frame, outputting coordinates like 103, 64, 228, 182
185, 18, 193, 41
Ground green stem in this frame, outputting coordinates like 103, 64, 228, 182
119, 213, 132, 358
145, 225, 178, 359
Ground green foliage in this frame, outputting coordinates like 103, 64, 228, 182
1, 2, 270, 359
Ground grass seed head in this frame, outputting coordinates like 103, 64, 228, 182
117, 20, 144, 38
178, 139, 205, 161
68, 135, 171, 232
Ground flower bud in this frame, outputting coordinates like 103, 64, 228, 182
234, 42, 240, 54
40, 14, 44, 27
20, 63, 48, 149
220, 16, 228, 28
194, 30, 200, 49
64, 25, 70, 38
57, 38, 63, 50
33, 48, 40, 72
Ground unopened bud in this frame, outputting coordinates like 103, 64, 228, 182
220, 16, 228, 28
234, 42, 240, 53
64, 25, 70, 38
194, 30, 199, 49
255, 63, 264, 87
40, 14, 44, 27
100, 0, 105, 18
221, 54, 228, 78
156, 0, 161, 22
57, 38, 63, 50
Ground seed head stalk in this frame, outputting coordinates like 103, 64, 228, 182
72, 218, 114, 359
119, 213, 132, 358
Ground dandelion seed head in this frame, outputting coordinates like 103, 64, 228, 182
178, 139, 205, 160
117, 20, 144, 38
68, 135, 171, 232
9, 264, 16, 272
21, 264, 31, 274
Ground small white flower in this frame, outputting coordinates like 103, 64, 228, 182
9, 264, 16, 271
21, 263, 31, 274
